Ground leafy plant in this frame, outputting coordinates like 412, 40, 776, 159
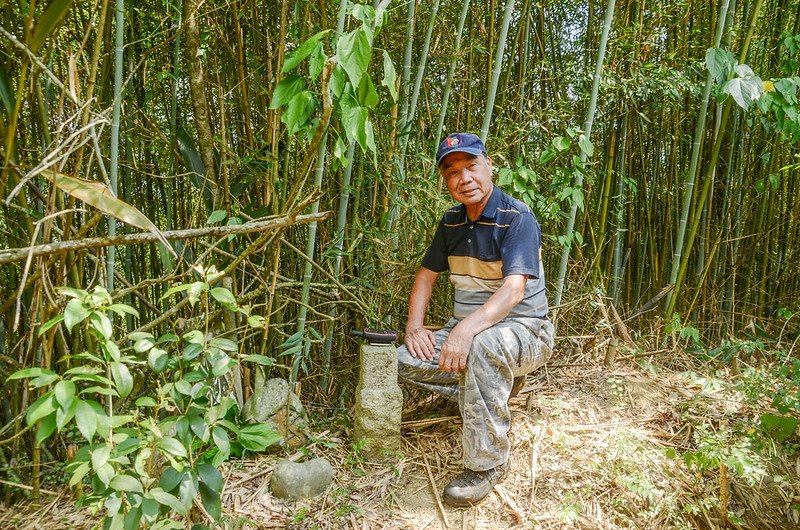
8, 268, 279, 528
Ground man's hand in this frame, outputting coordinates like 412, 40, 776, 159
439, 324, 475, 373
405, 326, 437, 361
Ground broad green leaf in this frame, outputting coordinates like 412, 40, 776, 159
97, 462, 113, 485
578, 135, 594, 158
199, 483, 222, 521
92, 444, 112, 471
269, 75, 305, 109
158, 436, 188, 458
206, 210, 226, 224
107, 304, 139, 318
189, 415, 210, 442
68, 462, 90, 487
128, 331, 154, 341
177, 472, 199, 511
110, 474, 144, 493
54, 380, 76, 410
160, 467, 184, 493
40, 170, 172, 251
356, 73, 379, 109
38, 314, 64, 336
539, 149, 556, 165
135, 396, 157, 407
212, 426, 230, 457
29, 0, 74, 52
282, 30, 330, 73
7, 367, 56, 381
64, 298, 89, 332
552, 136, 570, 152
734, 63, 755, 78
181, 343, 203, 361
75, 400, 98, 442
26, 392, 57, 426
36, 414, 57, 445
197, 463, 223, 494
210, 337, 237, 352
365, 119, 377, 166
209, 287, 236, 305
90, 312, 113, 340
80, 385, 119, 397
110, 362, 133, 398
241, 354, 275, 366
726, 76, 763, 109
187, 281, 208, 307
238, 423, 281, 451
183, 329, 205, 345
336, 28, 371, 87
30, 373, 59, 389
382, 50, 398, 102
706, 47, 735, 83
160, 283, 192, 299
309, 41, 326, 80
55, 399, 77, 430
134, 336, 155, 353
0, 66, 14, 116
148, 348, 170, 372
149, 488, 188, 515
329, 64, 346, 99
281, 90, 316, 135
340, 92, 368, 151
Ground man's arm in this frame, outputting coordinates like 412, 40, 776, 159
404, 267, 440, 360
438, 274, 527, 372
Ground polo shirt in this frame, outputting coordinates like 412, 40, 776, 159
422, 185, 549, 320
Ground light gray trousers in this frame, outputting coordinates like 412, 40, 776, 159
398, 317, 554, 471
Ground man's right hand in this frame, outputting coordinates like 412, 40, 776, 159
404, 327, 437, 361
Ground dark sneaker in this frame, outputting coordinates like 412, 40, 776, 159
509, 375, 526, 399
442, 464, 507, 507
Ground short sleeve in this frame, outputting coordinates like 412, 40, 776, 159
500, 212, 541, 278
421, 218, 449, 272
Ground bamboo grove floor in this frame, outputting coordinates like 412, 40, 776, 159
2, 337, 800, 529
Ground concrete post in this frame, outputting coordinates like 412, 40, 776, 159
354, 343, 403, 460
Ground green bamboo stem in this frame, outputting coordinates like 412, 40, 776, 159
666, 0, 763, 317
479, 0, 515, 143
106, 0, 124, 293
554, 0, 615, 307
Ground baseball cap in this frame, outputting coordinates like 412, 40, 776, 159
435, 132, 487, 166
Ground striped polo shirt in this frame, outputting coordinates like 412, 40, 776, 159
422, 186, 549, 320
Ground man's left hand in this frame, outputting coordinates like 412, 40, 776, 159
439, 325, 475, 373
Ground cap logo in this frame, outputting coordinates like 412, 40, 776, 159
447, 136, 460, 147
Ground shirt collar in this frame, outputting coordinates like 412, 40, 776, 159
479, 185, 501, 219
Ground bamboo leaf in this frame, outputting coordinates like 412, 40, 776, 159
26, 392, 57, 426
40, 170, 173, 253
29, 0, 75, 52
0, 66, 14, 116
7, 367, 56, 381
54, 380, 76, 409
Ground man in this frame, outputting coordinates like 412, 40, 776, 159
397, 132, 555, 507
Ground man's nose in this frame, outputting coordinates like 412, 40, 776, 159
458, 169, 473, 183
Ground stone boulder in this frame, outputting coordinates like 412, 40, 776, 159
270, 458, 334, 500
242, 373, 307, 449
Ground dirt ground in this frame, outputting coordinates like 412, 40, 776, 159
2, 340, 800, 529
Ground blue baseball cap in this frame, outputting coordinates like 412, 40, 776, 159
435, 132, 487, 166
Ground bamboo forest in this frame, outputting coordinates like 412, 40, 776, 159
3, 0, 800, 527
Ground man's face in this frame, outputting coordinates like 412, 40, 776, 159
439, 151, 494, 212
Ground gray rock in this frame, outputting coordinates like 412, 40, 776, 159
354, 344, 403, 460
270, 458, 334, 500
242, 373, 307, 449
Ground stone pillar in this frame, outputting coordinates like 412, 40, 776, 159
354, 343, 403, 460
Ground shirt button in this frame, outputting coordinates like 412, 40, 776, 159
470, 225, 474, 229
467, 238, 472, 243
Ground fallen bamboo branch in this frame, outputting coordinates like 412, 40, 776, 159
0, 211, 331, 265
422, 454, 449, 528
0, 478, 60, 496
